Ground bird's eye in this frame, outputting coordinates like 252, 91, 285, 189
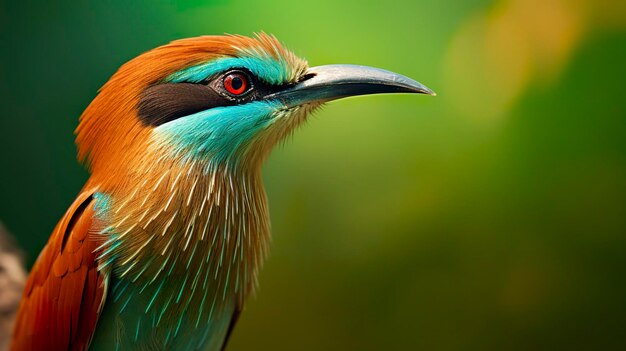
223, 72, 249, 96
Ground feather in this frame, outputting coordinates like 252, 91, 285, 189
11, 191, 108, 351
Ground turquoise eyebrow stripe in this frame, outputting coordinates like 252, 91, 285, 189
166, 57, 289, 85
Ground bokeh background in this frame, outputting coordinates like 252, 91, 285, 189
1, 0, 625, 349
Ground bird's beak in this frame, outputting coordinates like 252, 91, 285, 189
266, 64, 435, 108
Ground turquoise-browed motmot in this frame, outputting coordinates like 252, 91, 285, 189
11, 33, 433, 350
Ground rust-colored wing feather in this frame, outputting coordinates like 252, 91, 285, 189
11, 191, 108, 351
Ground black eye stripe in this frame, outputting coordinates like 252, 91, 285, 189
137, 83, 237, 127
138, 70, 289, 127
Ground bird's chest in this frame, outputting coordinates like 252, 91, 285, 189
91, 220, 248, 350
90, 272, 236, 351
90, 176, 269, 350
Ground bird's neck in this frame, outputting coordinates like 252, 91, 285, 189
91, 158, 270, 323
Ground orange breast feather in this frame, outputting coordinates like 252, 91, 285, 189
11, 191, 107, 351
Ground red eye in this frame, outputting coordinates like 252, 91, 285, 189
223, 72, 248, 95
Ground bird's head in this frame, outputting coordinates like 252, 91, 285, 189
76, 33, 433, 187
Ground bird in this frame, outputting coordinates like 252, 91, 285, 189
10, 33, 434, 351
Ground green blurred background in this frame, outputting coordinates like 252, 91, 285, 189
1, 0, 625, 349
